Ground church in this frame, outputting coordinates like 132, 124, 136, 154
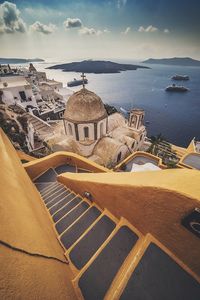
46, 81, 147, 167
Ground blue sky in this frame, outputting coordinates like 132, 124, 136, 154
0, 0, 200, 60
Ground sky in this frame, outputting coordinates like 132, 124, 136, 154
0, 0, 200, 61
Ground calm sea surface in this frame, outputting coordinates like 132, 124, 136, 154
33, 61, 200, 147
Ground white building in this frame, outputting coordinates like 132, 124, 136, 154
45, 87, 147, 167
54, 87, 73, 102
0, 64, 72, 122
0, 75, 37, 109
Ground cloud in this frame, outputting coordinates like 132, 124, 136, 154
138, 25, 158, 33
164, 28, 170, 33
103, 29, 110, 34
79, 26, 101, 36
79, 26, 110, 36
0, 1, 26, 34
30, 21, 56, 34
122, 27, 131, 35
117, 0, 127, 9
63, 18, 82, 29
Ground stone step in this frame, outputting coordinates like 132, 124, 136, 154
77, 168, 91, 173
34, 168, 57, 183
68, 213, 117, 271
55, 201, 90, 235
54, 164, 77, 174
35, 182, 55, 193
110, 235, 200, 300
48, 192, 77, 215
40, 182, 60, 195
75, 223, 140, 300
46, 190, 73, 210
60, 206, 102, 251
52, 196, 83, 223
43, 186, 67, 203
41, 184, 64, 199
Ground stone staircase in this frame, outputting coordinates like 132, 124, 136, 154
171, 144, 188, 160
34, 166, 200, 300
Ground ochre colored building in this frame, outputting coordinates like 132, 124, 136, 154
1, 128, 200, 299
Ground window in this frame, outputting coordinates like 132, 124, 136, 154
19, 91, 27, 102
84, 126, 89, 139
131, 141, 135, 149
117, 152, 122, 163
100, 122, 104, 137
68, 123, 73, 135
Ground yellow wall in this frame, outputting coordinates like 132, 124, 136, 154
114, 151, 164, 171
187, 139, 196, 152
179, 152, 200, 170
24, 151, 110, 181
17, 150, 37, 162
0, 129, 77, 299
0, 244, 76, 300
58, 169, 200, 276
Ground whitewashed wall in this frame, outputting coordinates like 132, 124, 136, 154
78, 123, 95, 140
97, 118, 107, 139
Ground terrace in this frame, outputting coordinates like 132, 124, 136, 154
114, 151, 163, 172
180, 153, 200, 170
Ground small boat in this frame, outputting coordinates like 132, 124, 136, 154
67, 78, 88, 87
171, 74, 189, 81
165, 84, 189, 92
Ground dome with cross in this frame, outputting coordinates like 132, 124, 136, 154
64, 88, 107, 122
63, 86, 108, 143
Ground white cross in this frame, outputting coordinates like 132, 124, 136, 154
81, 72, 86, 88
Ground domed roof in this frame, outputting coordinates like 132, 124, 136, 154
64, 88, 107, 122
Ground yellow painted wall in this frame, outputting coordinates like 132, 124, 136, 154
114, 151, 164, 171
58, 169, 200, 276
0, 129, 77, 299
187, 139, 196, 152
0, 244, 76, 300
24, 151, 110, 181
17, 150, 37, 162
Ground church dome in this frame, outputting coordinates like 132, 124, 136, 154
64, 88, 107, 122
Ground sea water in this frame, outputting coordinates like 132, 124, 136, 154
32, 61, 200, 147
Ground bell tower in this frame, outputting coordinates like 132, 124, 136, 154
129, 108, 145, 130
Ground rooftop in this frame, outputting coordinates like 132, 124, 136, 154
64, 88, 107, 122
181, 153, 200, 170
0, 76, 30, 89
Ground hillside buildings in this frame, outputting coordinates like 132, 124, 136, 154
0, 64, 72, 121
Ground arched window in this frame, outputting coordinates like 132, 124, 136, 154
117, 152, 122, 163
68, 123, 73, 135
131, 141, 135, 149
100, 122, 104, 137
84, 126, 89, 139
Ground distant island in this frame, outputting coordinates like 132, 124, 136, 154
47, 60, 150, 74
0, 58, 44, 64
142, 57, 200, 67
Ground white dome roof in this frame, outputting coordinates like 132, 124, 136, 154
64, 88, 107, 122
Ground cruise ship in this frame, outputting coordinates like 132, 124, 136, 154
67, 78, 88, 87
165, 84, 189, 92
171, 74, 190, 81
